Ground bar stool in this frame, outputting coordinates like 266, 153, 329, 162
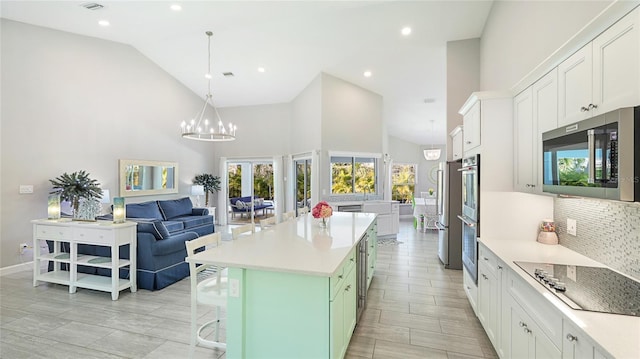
231, 223, 255, 239
259, 216, 277, 230
185, 233, 227, 356
282, 211, 295, 221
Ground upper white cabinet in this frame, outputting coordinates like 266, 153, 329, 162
558, 7, 640, 126
450, 126, 463, 161
462, 101, 481, 153
514, 69, 558, 193
513, 87, 534, 192
558, 44, 593, 126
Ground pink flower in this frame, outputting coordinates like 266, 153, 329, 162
312, 201, 333, 219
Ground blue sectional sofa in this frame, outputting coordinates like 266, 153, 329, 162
49, 197, 214, 290
229, 196, 274, 218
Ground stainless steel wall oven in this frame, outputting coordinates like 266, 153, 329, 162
458, 154, 479, 283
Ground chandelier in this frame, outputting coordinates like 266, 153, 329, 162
180, 31, 236, 141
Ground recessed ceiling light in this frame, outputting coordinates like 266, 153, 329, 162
364, 71, 372, 78
401, 27, 412, 36
257, 67, 266, 73
170, 4, 182, 11
98, 20, 110, 27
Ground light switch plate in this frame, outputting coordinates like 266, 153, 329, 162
19, 185, 34, 194
567, 218, 577, 236
229, 278, 240, 297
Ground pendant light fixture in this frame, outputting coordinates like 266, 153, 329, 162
423, 120, 441, 160
180, 31, 236, 141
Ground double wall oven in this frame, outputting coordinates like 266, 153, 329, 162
458, 155, 479, 283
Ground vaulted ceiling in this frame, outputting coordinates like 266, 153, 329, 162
1, 1, 493, 145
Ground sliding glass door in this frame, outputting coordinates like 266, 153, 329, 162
295, 159, 312, 215
227, 161, 274, 224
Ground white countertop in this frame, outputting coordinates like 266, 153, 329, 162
187, 212, 376, 277
480, 237, 640, 359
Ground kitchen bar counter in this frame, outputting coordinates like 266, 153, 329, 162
187, 212, 377, 359
188, 212, 376, 276
480, 237, 640, 359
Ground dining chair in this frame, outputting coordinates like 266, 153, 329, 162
297, 207, 309, 216
259, 216, 277, 230
282, 211, 295, 221
185, 232, 227, 356
231, 223, 255, 239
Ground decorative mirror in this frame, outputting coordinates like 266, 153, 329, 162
119, 159, 178, 197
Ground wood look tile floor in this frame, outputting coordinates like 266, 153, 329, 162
0, 218, 497, 359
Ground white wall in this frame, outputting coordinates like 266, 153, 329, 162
480, 0, 612, 91
446, 38, 480, 160
0, 20, 216, 268
290, 74, 322, 155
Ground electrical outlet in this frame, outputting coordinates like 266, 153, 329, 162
567, 218, 577, 236
19, 243, 29, 254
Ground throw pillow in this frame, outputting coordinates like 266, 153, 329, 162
126, 201, 164, 219
157, 197, 193, 220
235, 200, 247, 209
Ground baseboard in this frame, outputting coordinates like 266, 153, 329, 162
0, 261, 32, 276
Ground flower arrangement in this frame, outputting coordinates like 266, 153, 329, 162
539, 219, 556, 232
312, 201, 333, 227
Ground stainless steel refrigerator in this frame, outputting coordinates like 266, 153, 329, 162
436, 160, 463, 269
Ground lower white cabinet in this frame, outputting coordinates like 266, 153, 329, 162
562, 320, 609, 359
509, 297, 561, 359
330, 248, 357, 359
477, 245, 506, 357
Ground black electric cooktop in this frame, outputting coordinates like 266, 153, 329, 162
514, 261, 640, 317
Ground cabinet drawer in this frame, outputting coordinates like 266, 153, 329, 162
331, 248, 356, 300
508, 270, 563, 348
478, 244, 498, 276
73, 228, 115, 244
36, 225, 72, 240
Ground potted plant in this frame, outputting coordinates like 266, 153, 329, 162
50, 170, 103, 217
193, 173, 221, 207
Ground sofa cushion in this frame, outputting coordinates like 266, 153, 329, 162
158, 198, 193, 220
162, 220, 185, 233
126, 202, 163, 220
171, 215, 213, 230
131, 219, 170, 240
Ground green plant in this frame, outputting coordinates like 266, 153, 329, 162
193, 173, 221, 206
49, 170, 103, 213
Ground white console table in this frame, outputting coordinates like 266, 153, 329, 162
32, 219, 137, 300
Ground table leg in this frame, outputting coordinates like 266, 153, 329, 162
130, 237, 137, 293
111, 245, 119, 300
69, 242, 77, 294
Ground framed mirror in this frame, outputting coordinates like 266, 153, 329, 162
119, 159, 179, 197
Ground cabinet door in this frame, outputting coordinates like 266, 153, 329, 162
562, 320, 595, 359
478, 264, 498, 344
343, 267, 357, 341
558, 44, 593, 126
330, 286, 345, 359
592, 8, 640, 114
509, 303, 531, 359
451, 127, 463, 160
532, 69, 558, 193
463, 101, 481, 153
513, 87, 534, 192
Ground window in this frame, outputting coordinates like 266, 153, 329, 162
331, 156, 376, 194
391, 163, 416, 203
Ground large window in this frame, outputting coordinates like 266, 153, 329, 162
391, 163, 416, 203
331, 156, 376, 194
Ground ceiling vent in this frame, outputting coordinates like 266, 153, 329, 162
222, 72, 235, 77
81, 3, 104, 11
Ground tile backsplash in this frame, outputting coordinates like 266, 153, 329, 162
554, 197, 640, 281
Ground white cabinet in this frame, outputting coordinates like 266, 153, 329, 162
463, 266, 478, 315
513, 87, 535, 192
558, 8, 640, 126
509, 298, 562, 359
32, 219, 138, 300
562, 320, 610, 359
450, 125, 463, 161
462, 101, 481, 153
514, 69, 558, 193
363, 201, 397, 237
391, 202, 399, 234
478, 244, 507, 358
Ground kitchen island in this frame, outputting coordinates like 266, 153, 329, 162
186, 212, 377, 359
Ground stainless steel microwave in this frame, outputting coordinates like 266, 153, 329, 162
542, 106, 639, 201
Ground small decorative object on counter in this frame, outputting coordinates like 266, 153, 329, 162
312, 201, 333, 228
537, 219, 558, 245
428, 188, 434, 196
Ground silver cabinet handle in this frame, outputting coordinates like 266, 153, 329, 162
338, 275, 343, 279
524, 328, 532, 334
497, 265, 503, 270
581, 106, 590, 112
482, 274, 488, 280
588, 129, 595, 184
566, 334, 577, 342
589, 103, 598, 110
345, 284, 351, 292
465, 141, 472, 144
519, 321, 527, 328
483, 257, 489, 261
